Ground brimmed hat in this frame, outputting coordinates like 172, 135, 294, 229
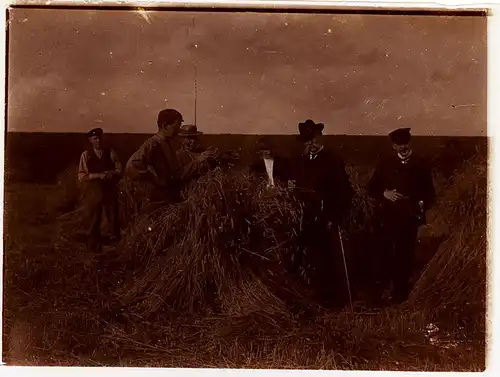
157, 108, 183, 127
86, 128, 103, 137
389, 127, 411, 145
178, 124, 203, 137
298, 119, 324, 141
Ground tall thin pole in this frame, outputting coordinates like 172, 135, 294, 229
192, 15, 197, 127
338, 225, 354, 312
194, 66, 197, 127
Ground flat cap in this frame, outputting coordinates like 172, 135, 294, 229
158, 109, 183, 127
86, 128, 103, 137
389, 127, 411, 145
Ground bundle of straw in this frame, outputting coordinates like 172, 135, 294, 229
341, 165, 376, 239
410, 154, 487, 318
55, 164, 82, 215
113, 167, 313, 318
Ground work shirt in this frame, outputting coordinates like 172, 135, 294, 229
126, 133, 182, 189
78, 148, 122, 183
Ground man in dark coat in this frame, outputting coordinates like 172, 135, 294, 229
78, 127, 122, 252
287, 119, 354, 308
367, 127, 436, 304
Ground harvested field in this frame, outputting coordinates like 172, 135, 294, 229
2, 135, 487, 370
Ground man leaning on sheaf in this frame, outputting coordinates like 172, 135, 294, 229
176, 124, 218, 185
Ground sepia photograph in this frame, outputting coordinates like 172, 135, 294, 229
3, 5, 488, 370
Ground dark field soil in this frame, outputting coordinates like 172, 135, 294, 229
4, 132, 487, 184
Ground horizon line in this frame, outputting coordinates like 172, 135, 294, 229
4, 131, 487, 137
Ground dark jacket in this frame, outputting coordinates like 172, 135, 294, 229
288, 149, 354, 224
367, 154, 435, 225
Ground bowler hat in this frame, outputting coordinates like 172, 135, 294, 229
86, 128, 103, 137
389, 127, 411, 145
178, 124, 203, 137
298, 119, 324, 141
157, 109, 183, 127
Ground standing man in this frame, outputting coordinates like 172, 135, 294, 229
125, 109, 184, 211
367, 127, 436, 304
176, 124, 217, 183
78, 127, 122, 252
288, 119, 354, 308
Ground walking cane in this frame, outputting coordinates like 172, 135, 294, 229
337, 225, 354, 312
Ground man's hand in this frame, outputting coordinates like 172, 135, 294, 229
383, 189, 404, 202
196, 152, 208, 163
101, 171, 120, 181
418, 200, 425, 211
197, 150, 217, 162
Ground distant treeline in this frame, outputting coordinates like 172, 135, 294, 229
4, 132, 488, 184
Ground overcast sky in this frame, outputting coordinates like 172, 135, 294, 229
7, 9, 486, 135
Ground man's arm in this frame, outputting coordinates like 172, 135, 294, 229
107, 149, 123, 177
126, 140, 157, 183
178, 153, 206, 182
78, 151, 104, 182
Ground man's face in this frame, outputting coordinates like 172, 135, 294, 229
261, 149, 272, 160
393, 142, 411, 158
165, 118, 183, 136
182, 136, 199, 151
304, 135, 322, 155
89, 135, 102, 149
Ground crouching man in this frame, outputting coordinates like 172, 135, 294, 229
78, 127, 122, 252
287, 119, 354, 308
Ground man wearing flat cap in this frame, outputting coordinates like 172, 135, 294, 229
126, 109, 184, 210
78, 127, 122, 252
367, 127, 436, 304
288, 119, 354, 309
176, 124, 218, 183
